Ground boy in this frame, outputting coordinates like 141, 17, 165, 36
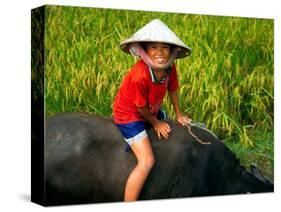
113, 19, 192, 201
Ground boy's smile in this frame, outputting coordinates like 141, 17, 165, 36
146, 42, 171, 67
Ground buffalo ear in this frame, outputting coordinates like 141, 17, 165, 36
250, 165, 268, 183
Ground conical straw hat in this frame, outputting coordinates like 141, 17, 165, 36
120, 19, 191, 58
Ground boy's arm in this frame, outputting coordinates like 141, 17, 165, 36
168, 90, 191, 125
137, 106, 171, 140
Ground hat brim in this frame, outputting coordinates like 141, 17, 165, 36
120, 40, 191, 59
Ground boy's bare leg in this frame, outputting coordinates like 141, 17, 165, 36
124, 137, 155, 201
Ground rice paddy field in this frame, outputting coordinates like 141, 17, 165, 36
40, 5, 274, 179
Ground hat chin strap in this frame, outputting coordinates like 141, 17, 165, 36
129, 44, 180, 70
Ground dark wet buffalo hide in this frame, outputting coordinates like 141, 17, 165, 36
45, 113, 273, 205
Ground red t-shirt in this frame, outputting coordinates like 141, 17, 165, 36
113, 60, 179, 124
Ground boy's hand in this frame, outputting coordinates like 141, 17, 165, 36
177, 115, 191, 126
153, 120, 171, 140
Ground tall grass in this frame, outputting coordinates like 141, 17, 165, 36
44, 5, 274, 149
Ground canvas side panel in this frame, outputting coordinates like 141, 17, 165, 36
31, 5, 46, 206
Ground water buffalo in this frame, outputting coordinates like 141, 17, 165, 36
45, 112, 273, 205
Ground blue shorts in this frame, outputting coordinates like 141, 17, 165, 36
116, 121, 147, 146
115, 109, 167, 146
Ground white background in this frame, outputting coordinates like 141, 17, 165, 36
0, 0, 280, 211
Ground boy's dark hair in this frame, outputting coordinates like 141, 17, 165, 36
139, 42, 176, 52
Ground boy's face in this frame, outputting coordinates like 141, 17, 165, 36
146, 42, 171, 67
